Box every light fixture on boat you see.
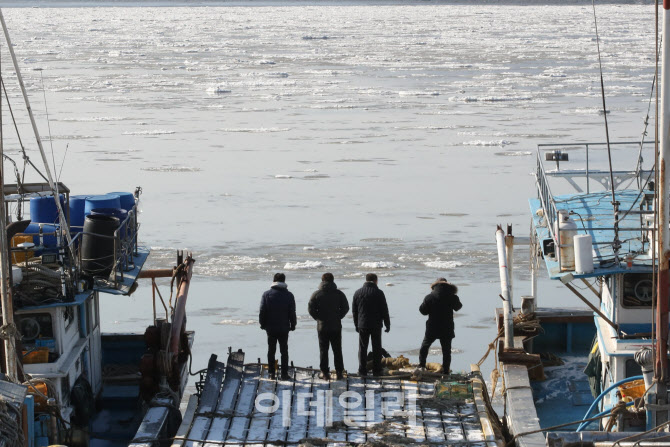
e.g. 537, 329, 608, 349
545, 150, 569, 170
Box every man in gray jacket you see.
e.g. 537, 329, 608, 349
308, 272, 349, 380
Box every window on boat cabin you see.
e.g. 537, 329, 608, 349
622, 273, 654, 308
17, 313, 57, 360
64, 306, 76, 329
626, 359, 643, 378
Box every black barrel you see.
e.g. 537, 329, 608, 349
81, 214, 119, 278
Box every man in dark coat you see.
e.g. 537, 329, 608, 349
418, 278, 462, 374
259, 273, 297, 380
352, 273, 390, 376
308, 272, 350, 380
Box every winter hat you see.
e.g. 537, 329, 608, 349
430, 277, 449, 289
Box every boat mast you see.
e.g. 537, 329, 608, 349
0, 9, 16, 381
655, 0, 670, 424
0, 9, 72, 249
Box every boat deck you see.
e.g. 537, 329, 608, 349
172, 351, 499, 447
529, 189, 653, 280
531, 353, 592, 430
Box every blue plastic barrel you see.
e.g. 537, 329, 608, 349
23, 223, 58, 249
108, 191, 135, 211
84, 194, 121, 216
91, 208, 128, 238
30, 195, 64, 224
69, 195, 90, 228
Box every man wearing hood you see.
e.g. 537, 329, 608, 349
308, 272, 350, 380
260, 273, 297, 380
418, 278, 462, 374
353, 273, 390, 376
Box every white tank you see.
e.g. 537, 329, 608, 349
574, 234, 594, 274
555, 210, 578, 271
11, 266, 22, 285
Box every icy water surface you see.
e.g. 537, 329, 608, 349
0, 2, 657, 380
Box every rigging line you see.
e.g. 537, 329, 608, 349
0, 78, 49, 184
57, 143, 68, 182
636, 71, 657, 186
652, 0, 660, 370
615, 163, 655, 224
591, 0, 620, 257
39, 70, 59, 200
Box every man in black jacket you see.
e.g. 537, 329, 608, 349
352, 273, 390, 376
259, 273, 297, 380
308, 272, 349, 380
418, 278, 462, 374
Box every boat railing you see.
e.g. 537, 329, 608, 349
536, 142, 657, 266
536, 150, 560, 244
68, 204, 141, 290
537, 141, 654, 193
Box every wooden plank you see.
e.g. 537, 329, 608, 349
198, 354, 226, 414
267, 375, 293, 443
203, 418, 230, 447
226, 365, 261, 441
307, 373, 329, 439
326, 378, 347, 442
287, 370, 314, 443
171, 395, 198, 447
365, 379, 384, 428
503, 364, 545, 447
217, 351, 245, 413
246, 368, 275, 443
185, 355, 227, 447
201, 351, 245, 443
184, 416, 212, 447
345, 376, 366, 443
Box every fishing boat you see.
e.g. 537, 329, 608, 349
0, 9, 195, 447
494, 3, 670, 446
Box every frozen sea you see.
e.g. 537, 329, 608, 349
0, 1, 658, 388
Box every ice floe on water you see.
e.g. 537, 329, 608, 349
449, 95, 532, 103
495, 151, 533, 156
141, 165, 201, 172
360, 261, 401, 269
423, 260, 464, 270
207, 85, 232, 95
284, 261, 325, 270
219, 127, 290, 133
58, 116, 129, 122
462, 140, 512, 147
123, 130, 175, 135
215, 319, 256, 326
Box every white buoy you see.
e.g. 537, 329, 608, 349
574, 234, 594, 274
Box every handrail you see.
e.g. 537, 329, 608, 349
535, 142, 656, 266
536, 151, 559, 246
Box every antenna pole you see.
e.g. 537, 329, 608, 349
0, 9, 71, 248
655, 0, 670, 425
0, 9, 16, 381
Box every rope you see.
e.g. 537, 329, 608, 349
591, 0, 620, 259
0, 400, 24, 447
0, 323, 18, 340
605, 400, 628, 432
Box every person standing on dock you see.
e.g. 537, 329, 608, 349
259, 273, 297, 380
308, 272, 350, 381
418, 278, 462, 375
352, 273, 390, 376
